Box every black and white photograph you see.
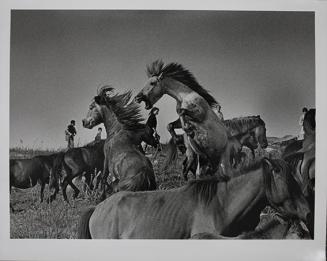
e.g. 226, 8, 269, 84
1, 1, 326, 260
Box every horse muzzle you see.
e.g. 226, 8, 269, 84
82, 118, 94, 129
134, 94, 152, 110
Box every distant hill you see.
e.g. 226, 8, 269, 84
267, 135, 298, 146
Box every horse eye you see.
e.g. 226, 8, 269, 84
150, 81, 155, 86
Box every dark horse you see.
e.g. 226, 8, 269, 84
78, 158, 313, 239
82, 86, 157, 199
10, 153, 58, 210
49, 140, 106, 202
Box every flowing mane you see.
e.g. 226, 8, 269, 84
186, 159, 264, 206
146, 60, 218, 107
223, 115, 265, 135
100, 88, 145, 130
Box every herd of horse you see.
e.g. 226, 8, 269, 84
10, 60, 315, 240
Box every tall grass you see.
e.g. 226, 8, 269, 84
10, 143, 288, 239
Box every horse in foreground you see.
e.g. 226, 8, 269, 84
82, 86, 157, 199
135, 60, 231, 178
78, 158, 313, 239
191, 218, 311, 239
10, 153, 58, 210
49, 140, 105, 202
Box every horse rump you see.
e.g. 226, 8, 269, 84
78, 207, 96, 239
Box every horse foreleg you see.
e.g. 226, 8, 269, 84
218, 153, 232, 180
9, 186, 15, 213
251, 148, 256, 160
100, 159, 109, 200
83, 172, 92, 192
167, 118, 182, 141
68, 178, 80, 199
49, 183, 59, 203
61, 178, 70, 203
183, 152, 197, 181
40, 181, 45, 203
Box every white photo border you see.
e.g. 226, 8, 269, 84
0, 1, 326, 260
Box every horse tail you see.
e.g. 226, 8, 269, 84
162, 137, 178, 172
78, 207, 95, 239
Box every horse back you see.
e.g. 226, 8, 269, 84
89, 189, 194, 239
282, 140, 303, 159
10, 158, 45, 188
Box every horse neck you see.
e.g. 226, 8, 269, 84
237, 132, 251, 145
163, 78, 194, 105
220, 169, 266, 227
101, 106, 122, 139
126, 128, 144, 144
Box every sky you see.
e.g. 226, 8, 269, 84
10, 10, 315, 149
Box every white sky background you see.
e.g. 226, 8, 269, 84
10, 10, 315, 149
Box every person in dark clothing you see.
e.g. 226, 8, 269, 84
146, 107, 159, 132
65, 120, 77, 149
94, 127, 102, 142
144, 107, 161, 152
298, 107, 308, 140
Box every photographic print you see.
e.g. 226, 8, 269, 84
8, 10, 316, 241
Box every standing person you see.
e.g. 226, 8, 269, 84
94, 127, 102, 142
298, 107, 308, 140
65, 120, 77, 149
213, 103, 224, 121
144, 107, 161, 152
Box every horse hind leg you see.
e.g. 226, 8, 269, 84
9, 186, 15, 213
68, 177, 80, 199
40, 181, 45, 203
61, 178, 70, 203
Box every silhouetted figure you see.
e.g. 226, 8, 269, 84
145, 107, 161, 152
94, 127, 102, 142
298, 107, 308, 140
213, 103, 224, 121
65, 120, 77, 149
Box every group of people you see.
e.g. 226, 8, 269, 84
65, 104, 306, 151
65, 120, 102, 149
64, 103, 225, 150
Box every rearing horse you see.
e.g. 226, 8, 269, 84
83, 87, 157, 199
135, 60, 230, 178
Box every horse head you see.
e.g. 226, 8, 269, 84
135, 73, 165, 110
262, 158, 313, 237
82, 86, 113, 129
246, 132, 258, 149
253, 116, 268, 149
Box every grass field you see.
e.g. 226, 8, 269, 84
9, 143, 309, 239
